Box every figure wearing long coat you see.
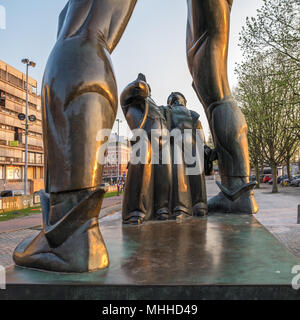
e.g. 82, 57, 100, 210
167, 92, 208, 217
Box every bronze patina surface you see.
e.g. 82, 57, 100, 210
167, 92, 208, 217
121, 77, 210, 224
186, 0, 258, 213
13, 0, 137, 273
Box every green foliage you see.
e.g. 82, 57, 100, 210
235, 0, 300, 192
239, 0, 300, 66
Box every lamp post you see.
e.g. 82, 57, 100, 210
116, 119, 122, 195
21, 59, 36, 195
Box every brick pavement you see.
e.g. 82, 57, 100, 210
0, 229, 38, 268
0, 195, 123, 268
0, 195, 123, 234
207, 179, 300, 259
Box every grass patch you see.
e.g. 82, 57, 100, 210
0, 190, 122, 222
0, 206, 41, 222
104, 191, 124, 198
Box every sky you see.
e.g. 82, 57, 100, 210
0, 0, 264, 138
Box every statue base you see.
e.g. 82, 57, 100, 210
1, 213, 300, 300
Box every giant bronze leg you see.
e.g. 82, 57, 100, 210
13, 0, 137, 273
186, 0, 258, 214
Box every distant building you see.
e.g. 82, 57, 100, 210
103, 135, 130, 183
0, 59, 44, 193
291, 147, 300, 175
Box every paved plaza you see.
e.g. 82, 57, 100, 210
0, 181, 299, 268
0, 196, 123, 268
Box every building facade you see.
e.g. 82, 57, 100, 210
291, 147, 300, 175
103, 135, 130, 184
0, 59, 44, 193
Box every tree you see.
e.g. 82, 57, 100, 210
235, 52, 300, 193
236, 0, 300, 193
239, 0, 300, 67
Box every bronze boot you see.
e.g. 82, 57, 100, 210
13, 188, 109, 273
207, 98, 258, 214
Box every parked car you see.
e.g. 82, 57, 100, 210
100, 183, 110, 188
100, 182, 110, 188
268, 175, 289, 185
290, 176, 300, 187
263, 174, 272, 183
0, 190, 25, 197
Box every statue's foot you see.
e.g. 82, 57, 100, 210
208, 191, 258, 214
153, 214, 169, 221
153, 208, 170, 221
13, 218, 109, 273
169, 210, 192, 220
123, 216, 145, 225
123, 211, 145, 225
193, 202, 208, 217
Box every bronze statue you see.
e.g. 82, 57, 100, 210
121, 79, 210, 222
167, 92, 208, 217
13, 0, 137, 273
186, 0, 258, 213
12, 0, 258, 273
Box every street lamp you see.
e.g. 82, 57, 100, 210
116, 119, 122, 195
21, 58, 36, 195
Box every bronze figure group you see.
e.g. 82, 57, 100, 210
121, 74, 209, 224
13, 0, 258, 273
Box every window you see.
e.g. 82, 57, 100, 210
14, 127, 22, 143
36, 153, 43, 164
7, 73, 25, 89
6, 166, 22, 180
0, 90, 5, 107
28, 152, 35, 163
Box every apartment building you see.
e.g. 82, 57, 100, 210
0, 59, 44, 193
103, 135, 130, 184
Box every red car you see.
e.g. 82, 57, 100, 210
263, 174, 272, 183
